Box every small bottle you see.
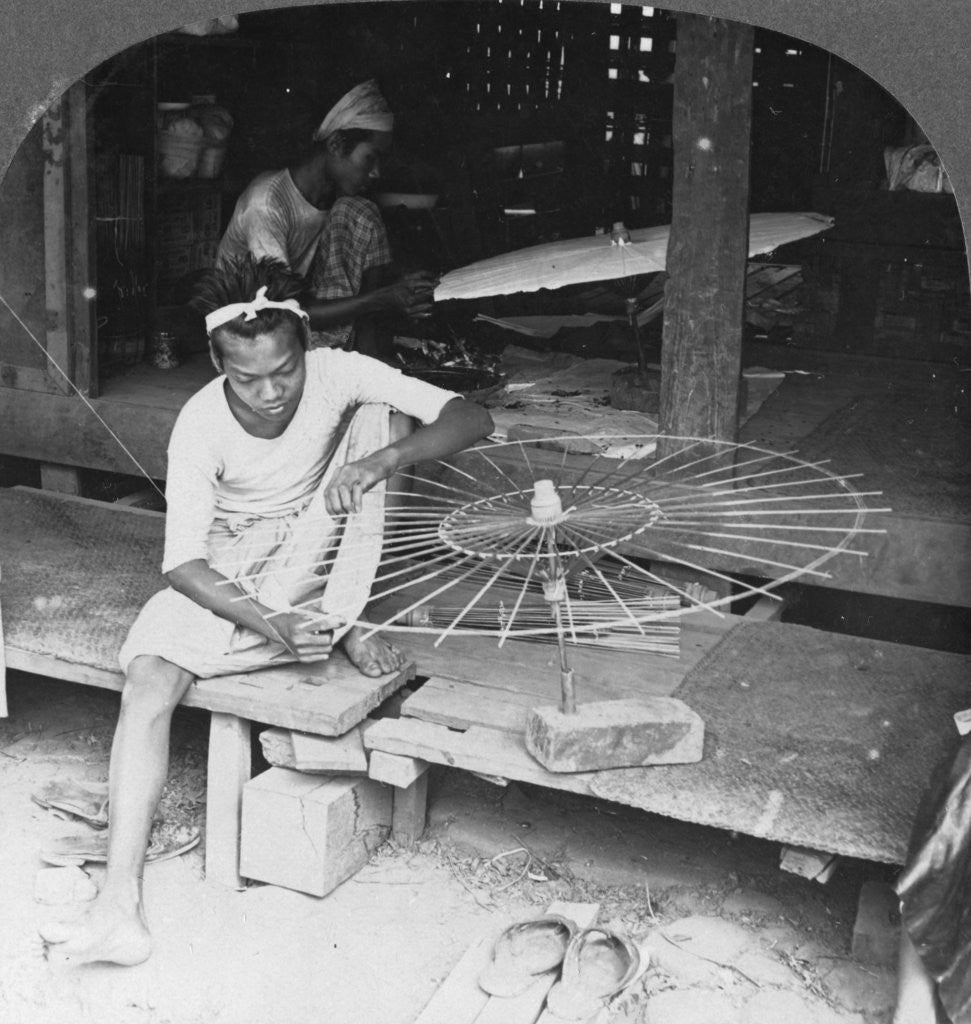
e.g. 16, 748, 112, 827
150, 330, 180, 370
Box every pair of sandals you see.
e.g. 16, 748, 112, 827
479, 915, 641, 1022
31, 778, 200, 866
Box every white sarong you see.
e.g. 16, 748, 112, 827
119, 404, 391, 678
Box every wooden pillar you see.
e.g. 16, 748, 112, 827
42, 80, 96, 400
205, 712, 252, 887
658, 14, 754, 456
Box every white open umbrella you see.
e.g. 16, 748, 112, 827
435, 211, 834, 302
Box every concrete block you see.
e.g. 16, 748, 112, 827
240, 767, 391, 896
525, 697, 704, 772
851, 880, 900, 966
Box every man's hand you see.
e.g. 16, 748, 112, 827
268, 610, 345, 662
325, 449, 398, 516
383, 271, 439, 318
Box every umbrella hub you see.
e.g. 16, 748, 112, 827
528, 479, 566, 526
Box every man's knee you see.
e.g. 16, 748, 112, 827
121, 656, 193, 719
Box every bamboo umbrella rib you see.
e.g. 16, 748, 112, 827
359, 545, 518, 639
649, 533, 834, 579
600, 532, 780, 608
219, 526, 449, 585
656, 490, 885, 512
472, 448, 534, 498
646, 476, 877, 509
647, 522, 870, 557
658, 505, 891, 518
700, 458, 857, 490
498, 550, 542, 647
688, 448, 799, 482
652, 520, 887, 535
565, 524, 726, 611
433, 527, 544, 644
559, 529, 652, 636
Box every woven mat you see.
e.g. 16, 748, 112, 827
590, 620, 971, 863
0, 488, 165, 673
797, 387, 971, 520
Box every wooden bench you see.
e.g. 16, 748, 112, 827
5, 484, 968, 883
0, 486, 416, 885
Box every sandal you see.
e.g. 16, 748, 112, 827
39, 825, 200, 867
544, 927, 641, 1022
479, 914, 578, 997
31, 779, 109, 829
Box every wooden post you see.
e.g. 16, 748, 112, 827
42, 92, 72, 396
205, 712, 252, 887
42, 80, 96, 399
658, 14, 754, 458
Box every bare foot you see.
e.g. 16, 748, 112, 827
40, 894, 151, 966
341, 625, 406, 677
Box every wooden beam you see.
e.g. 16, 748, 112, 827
658, 14, 754, 455
42, 91, 72, 396
0, 384, 174, 478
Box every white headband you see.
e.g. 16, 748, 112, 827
205, 286, 310, 335
312, 79, 394, 143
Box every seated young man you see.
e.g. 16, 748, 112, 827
40, 255, 493, 966
216, 78, 436, 359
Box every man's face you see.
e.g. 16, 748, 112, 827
328, 130, 392, 198
219, 323, 307, 425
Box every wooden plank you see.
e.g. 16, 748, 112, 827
363, 718, 596, 797
368, 749, 429, 788
414, 927, 498, 1024
473, 901, 600, 1024
658, 13, 754, 449
259, 726, 368, 774
204, 712, 252, 888
0, 384, 174, 478
194, 656, 415, 736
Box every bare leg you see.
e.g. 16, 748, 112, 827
892, 929, 939, 1024
40, 655, 194, 965
341, 410, 414, 677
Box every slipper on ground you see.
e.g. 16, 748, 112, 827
479, 914, 578, 997
544, 926, 641, 1022
31, 779, 109, 828
39, 826, 200, 867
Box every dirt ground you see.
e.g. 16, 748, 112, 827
0, 671, 900, 1024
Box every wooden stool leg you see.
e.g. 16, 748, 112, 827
392, 772, 429, 848
205, 712, 252, 887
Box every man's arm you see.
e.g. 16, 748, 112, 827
302, 270, 437, 330
325, 396, 494, 515
165, 560, 343, 661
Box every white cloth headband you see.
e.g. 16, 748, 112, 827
312, 79, 394, 143
204, 286, 309, 334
